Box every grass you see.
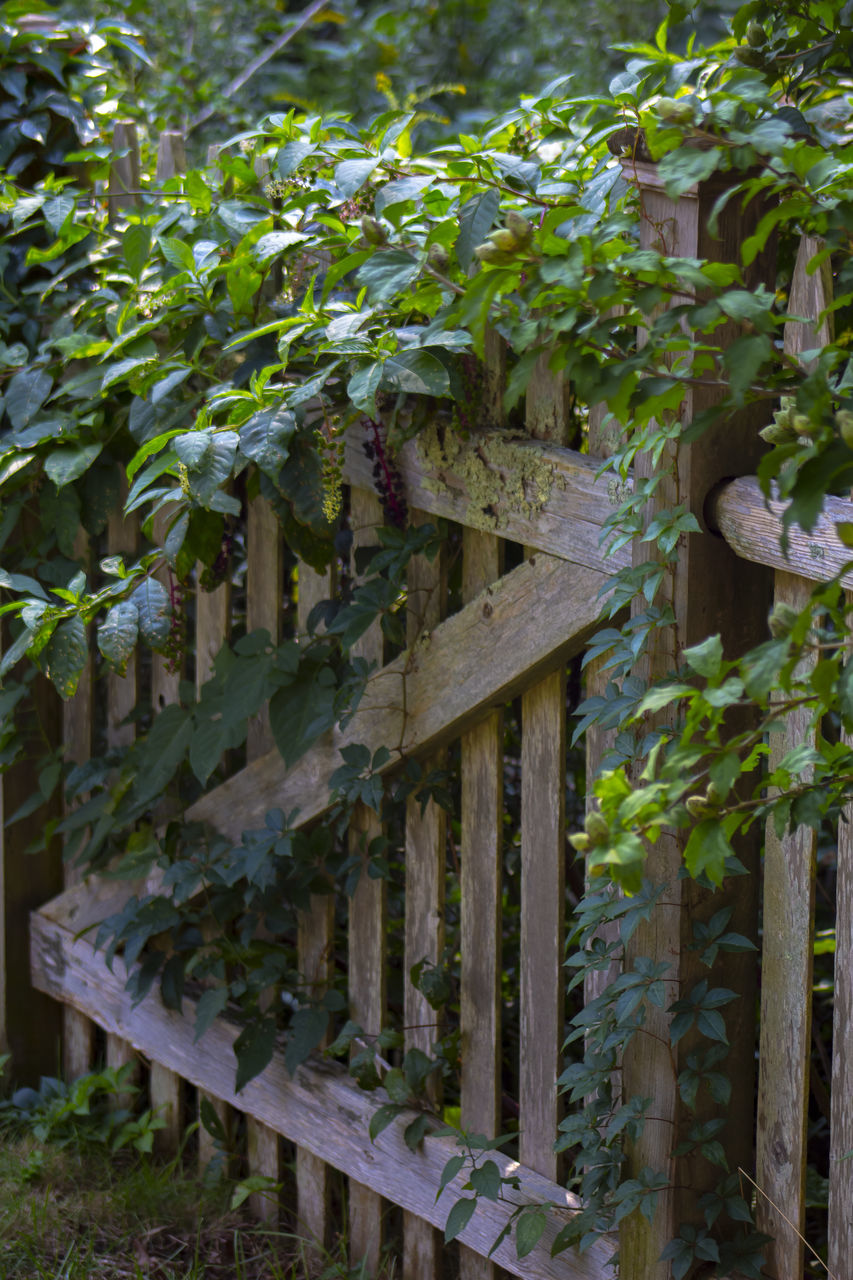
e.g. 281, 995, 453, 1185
0, 1133, 364, 1280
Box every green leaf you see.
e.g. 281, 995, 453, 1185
97, 602, 139, 674
444, 1197, 476, 1244
174, 430, 213, 470
356, 249, 421, 303
347, 362, 384, 417
683, 820, 732, 888
123, 224, 152, 279
437, 1153, 465, 1198
44, 443, 103, 489
658, 146, 722, 198
5, 368, 53, 430
194, 987, 230, 1044
516, 1208, 547, 1258
457, 190, 500, 272
234, 1017, 277, 1092
334, 157, 378, 198
381, 349, 450, 398
284, 1006, 328, 1076
159, 236, 195, 272
189, 716, 229, 786
199, 1092, 227, 1142
403, 1113, 433, 1151
238, 408, 295, 477
130, 579, 172, 649
683, 634, 724, 679
469, 1159, 501, 1201
43, 617, 88, 700
269, 665, 336, 769
368, 1103, 404, 1142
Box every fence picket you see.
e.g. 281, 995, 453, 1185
403, 510, 446, 1280
195, 567, 234, 1173
460, 330, 505, 1280
348, 486, 388, 1270
755, 235, 831, 1278
829, 760, 853, 1273
296, 557, 335, 1264
519, 357, 570, 1180
108, 121, 140, 218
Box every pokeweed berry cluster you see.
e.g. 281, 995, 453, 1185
362, 418, 407, 527
162, 574, 188, 675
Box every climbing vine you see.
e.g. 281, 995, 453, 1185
3, 0, 853, 1273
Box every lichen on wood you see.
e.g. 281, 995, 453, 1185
415, 423, 562, 532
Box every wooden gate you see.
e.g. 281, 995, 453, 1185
12, 132, 853, 1280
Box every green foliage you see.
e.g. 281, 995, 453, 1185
3, 0, 853, 1271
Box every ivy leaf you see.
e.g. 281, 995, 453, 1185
194, 987, 230, 1043
233, 1017, 277, 1093
683, 820, 732, 888
238, 408, 295, 477
5, 368, 53, 430
269, 665, 336, 768
189, 717, 229, 786
403, 1113, 433, 1151
284, 1005, 328, 1076
468, 1159, 501, 1201
444, 1197, 477, 1244
130, 579, 172, 649
356, 249, 421, 304
43, 616, 88, 699
97, 601, 139, 674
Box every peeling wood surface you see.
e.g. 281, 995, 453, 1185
188, 552, 605, 842
829, 720, 853, 1274
31, 855, 614, 1280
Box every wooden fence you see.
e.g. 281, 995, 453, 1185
4, 125, 852, 1279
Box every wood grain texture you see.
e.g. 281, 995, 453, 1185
829, 716, 853, 1275
296, 559, 335, 1265
755, 580, 817, 1280
403, 510, 446, 1280
194, 557, 233, 1172
619, 167, 772, 1278
755, 239, 830, 1280
247, 496, 282, 756
519, 357, 569, 1181
343, 425, 630, 575
348, 487, 387, 1273
155, 130, 186, 183
189, 551, 605, 842
63, 532, 95, 1079
459, 517, 504, 1280
30, 904, 615, 1280
108, 121, 140, 219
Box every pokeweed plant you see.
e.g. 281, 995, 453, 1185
3, 0, 853, 1272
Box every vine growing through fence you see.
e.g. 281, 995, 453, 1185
2, 0, 853, 1273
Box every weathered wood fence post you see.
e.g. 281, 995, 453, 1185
618, 161, 774, 1276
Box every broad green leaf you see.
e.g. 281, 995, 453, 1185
123, 224, 152, 279
254, 230, 307, 262
334, 157, 378, 198
683, 634, 723, 679
469, 1159, 501, 1201
233, 1017, 277, 1092
457, 190, 500, 272
5, 368, 53, 430
159, 236, 195, 272
368, 1103, 404, 1142
175, 430, 214, 470
97, 601, 139, 674
381, 349, 450, 398
356, 249, 422, 303
194, 987, 229, 1043
347, 362, 384, 417
44, 443, 102, 488
130, 579, 172, 648
516, 1208, 548, 1258
269, 664, 336, 769
444, 1197, 476, 1244
238, 408, 295, 477
43, 617, 88, 700
283, 1006, 328, 1076
189, 716, 228, 786
658, 146, 722, 198
683, 819, 732, 887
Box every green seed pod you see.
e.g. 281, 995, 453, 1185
505, 211, 533, 244
747, 21, 766, 47
584, 810, 610, 844
793, 413, 819, 439
686, 795, 715, 819
759, 423, 791, 445
705, 781, 724, 805
768, 600, 800, 638
474, 241, 513, 265
427, 243, 450, 271
569, 832, 591, 853
360, 215, 387, 245
733, 45, 766, 67
656, 97, 693, 124
837, 409, 853, 449
488, 227, 521, 253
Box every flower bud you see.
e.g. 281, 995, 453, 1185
474, 241, 512, 265
759, 423, 792, 445
361, 215, 387, 245
768, 600, 799, 638
747, 21, 766, 47
569, 832, 591, 853
488, 228, 521, 253
427, 243, 450, 271
584, 810, 610, 844
504, 211, 533, 244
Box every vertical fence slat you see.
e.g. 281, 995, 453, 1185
195, 568, 233, 1172
829, 749, 853, 1272
459, 330, 505, 1280
108, 121, 140, 219
62, 530, 96, 1080
295, 556, 336, 1262
348, 485, 387, 1271
241, 496, 282, 1220
105, 502, 141, 1090
148, 504, 183, 1152
518, 358, 570, 1179
403, 511, 446, 1280
756, 234, 830, 1278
